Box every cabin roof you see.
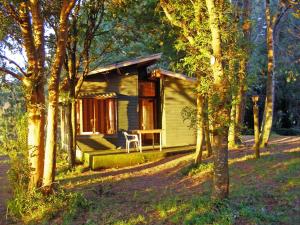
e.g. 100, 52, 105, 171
87, 53, 162, 76
152, 69, 197, 83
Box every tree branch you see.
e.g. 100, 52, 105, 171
0, 54, 27, 77
0, 67, 23, 80
18, 2, 38, 75
273, 6, 290, 30
160, 1, 195, 45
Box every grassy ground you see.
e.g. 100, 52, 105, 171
49, 136, 300, 225
3, 136, 299, 225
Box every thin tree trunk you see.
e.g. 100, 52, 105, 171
195, 94, 204, 164
235, 59, 247, 133
66, 101, 75, 167
260, 0, 275, 148
71, 85, 77, 165
204, 98, 212, 156
43, 0, 76, 191
205, 0, 230, 200
228, 98, 237, 149
60, 104, 66, 150
228, 57, 238, 149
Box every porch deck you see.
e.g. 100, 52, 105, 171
76, 136, 195, 170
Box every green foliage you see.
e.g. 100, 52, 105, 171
83, 0, 178, 69
181, 106, 197, 131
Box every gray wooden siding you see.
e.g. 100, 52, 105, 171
79, 72, 139, 147
162, 77, 196, 147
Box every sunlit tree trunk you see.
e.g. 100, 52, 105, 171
195, 93, 204, 164
260, 0, 275, 148
26, 84, 45, 189
205, 0, 230, 200
228, 97, 237, 149
16, 1, 46, 190
43, 0, 76, 191
228, 54, 238, 149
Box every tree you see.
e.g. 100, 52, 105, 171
1, 1, 46, 189
42, 0, 76, 191
0, 0, 76, 190
205, 0, 230, 200
259, 0, 290, 147
160, 0, 212, 164
228, 0, 252, 149
160, 0, 234, 199
60, 0, 106, 168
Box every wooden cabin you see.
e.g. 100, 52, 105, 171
76, 53, 197, 151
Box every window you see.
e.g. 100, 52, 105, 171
139, 81, 156, 97
80, 98, 117, 134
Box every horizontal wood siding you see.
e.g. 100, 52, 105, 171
162, 77, 196, 147
79, 72, 139, 147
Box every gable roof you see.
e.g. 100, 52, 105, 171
152, 69, 197, 83
87, 53, 162, 76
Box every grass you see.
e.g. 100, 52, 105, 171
63, 148, 300, 225
7, 187, 90, 225
6, 136, 300, 225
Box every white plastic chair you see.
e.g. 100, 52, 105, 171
123, 131, 140, 153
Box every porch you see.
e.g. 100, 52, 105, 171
76, 135, 195, 170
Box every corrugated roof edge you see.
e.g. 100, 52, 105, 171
152, 69, 197, 83
87, 53, 163, 76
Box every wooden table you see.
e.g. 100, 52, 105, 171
131, 129, 163, 152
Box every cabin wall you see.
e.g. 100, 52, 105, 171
79, 71, 139, 147
162, 77, 196, 147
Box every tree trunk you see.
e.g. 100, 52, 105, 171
204, 98, 212, 156
205, 0, 230, 200
71, 84, 77, 166
60, 104, 66, 151
43, 0, 76, 191
66, 101, 75, 167
27, 84, 45, 189
235, 59, 247, 134
253, 103, 260, 158
228, 99, 237, 149
260, 0, 275, 148
195, 94, 204, 164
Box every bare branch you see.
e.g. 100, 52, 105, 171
273, 5, 291, 30
0, 54, 27, 77
0, 67, 23, 80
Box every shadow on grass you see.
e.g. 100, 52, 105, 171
59, 154, 191, 190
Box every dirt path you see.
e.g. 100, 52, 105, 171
0, 155, 11, 225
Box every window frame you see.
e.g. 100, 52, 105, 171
78, 97, 118, 135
